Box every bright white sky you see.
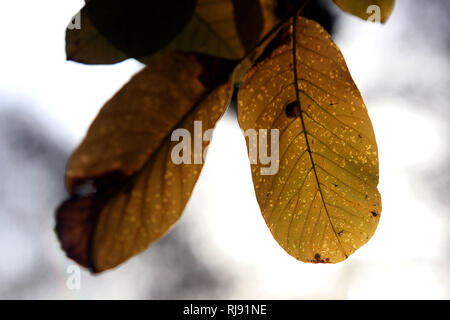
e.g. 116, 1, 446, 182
0, 1, 448, 299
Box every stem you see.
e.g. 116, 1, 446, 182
236, 0, 313, 66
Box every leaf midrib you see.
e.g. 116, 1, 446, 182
291, 15, 348, 259
88, 83, 226, 271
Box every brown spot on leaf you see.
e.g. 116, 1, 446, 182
285, 101, 300, 118
312, 253, 330, 263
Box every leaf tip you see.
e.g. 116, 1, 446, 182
55, 195, 98, 271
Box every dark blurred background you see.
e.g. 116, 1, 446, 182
0, 0, 448, 299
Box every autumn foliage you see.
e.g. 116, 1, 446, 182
57, 0, 395, 272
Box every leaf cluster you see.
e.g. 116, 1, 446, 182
58, 0, 394, 272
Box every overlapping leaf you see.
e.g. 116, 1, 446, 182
58, 0, 391, 271
66, 0, 268, 64
238, 16, 381, 263
169, 0, 249, 60
56, 53, 233, 272
333, 0, 395, 23
66, 0, 197, 64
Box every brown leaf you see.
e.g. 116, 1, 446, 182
232, 0, 264, 53
56, 52, 233, 272
66, 0, 197, 64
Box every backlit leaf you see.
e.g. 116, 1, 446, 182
56, 53, 233, 272
333, 0, 395, 23
238, 16, 381, 263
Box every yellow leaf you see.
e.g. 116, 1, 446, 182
56, 53, 233, 272
238, 16, 381, 263
333, 0, 395, 23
